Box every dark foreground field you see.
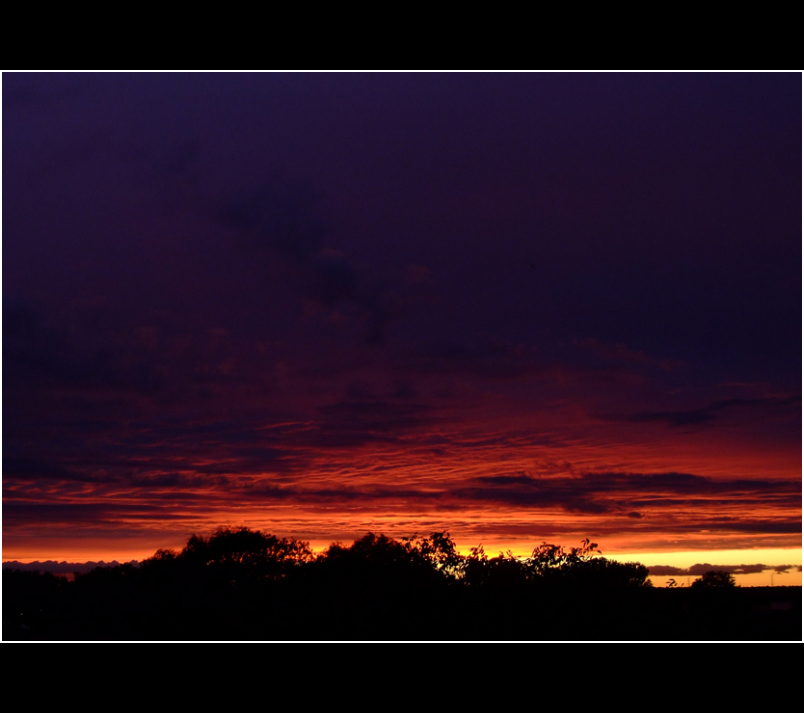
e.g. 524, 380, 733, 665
4, 529, 801, 641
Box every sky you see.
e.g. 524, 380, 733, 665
2, 72, 801, 583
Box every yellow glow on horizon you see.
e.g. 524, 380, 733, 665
607, 548, 802, 587
605, 548, 802, 568
4, 534, 801, 590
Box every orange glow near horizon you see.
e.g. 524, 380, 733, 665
4, 538, 799, 589
4, 73, 800, 610
3, 376, 800, 572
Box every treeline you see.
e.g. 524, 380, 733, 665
3, 528, 800, 640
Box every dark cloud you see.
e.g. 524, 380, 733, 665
458, 471, 801, 521
219, 179, 327, 262
2, 560, 139, 575
2, 457, 115, 484
213, 177, 424, 345
3, 73, 800, 561
579, 337, 681, 371
3, 299, 169, 401
648, 563, 800, 577
317, 399, 435, 439
624, 395, 801, 428
411, 338, 544, 380
2, 500, 158, 524
679, 520, 801, 535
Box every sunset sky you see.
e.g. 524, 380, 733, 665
2, 72, 801, 584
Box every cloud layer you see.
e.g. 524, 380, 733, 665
3, 73, 800, 561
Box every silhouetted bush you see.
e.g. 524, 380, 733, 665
691, 570, 737, 588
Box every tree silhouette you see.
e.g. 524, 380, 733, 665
461, 545, 526, 588
526, 538, 600, 575
5, 528, 801, 640
405, 531, 463, 577
691, 570, 737, 588
169, 527, 313, 580
316, 532, 439, 583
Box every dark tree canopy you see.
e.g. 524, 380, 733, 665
7, 528, 796, 641
691, 570, 738, 589
157, 526, 314, 579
